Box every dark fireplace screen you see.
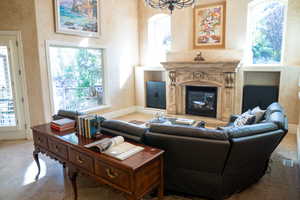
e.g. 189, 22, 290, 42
186, 86, 218, 118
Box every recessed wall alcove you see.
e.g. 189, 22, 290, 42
242, 71, 281, 112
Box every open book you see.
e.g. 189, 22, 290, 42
84, 136, 144, 160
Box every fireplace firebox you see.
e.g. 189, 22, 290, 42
186, 86, 218, 118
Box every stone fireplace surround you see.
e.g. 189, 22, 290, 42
161, 61, 240, 121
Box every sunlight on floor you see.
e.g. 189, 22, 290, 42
22, 159, 47, 186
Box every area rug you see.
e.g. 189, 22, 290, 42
0, 135, 299, 200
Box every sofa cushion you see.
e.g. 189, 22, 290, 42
101, 120, 147, 138
233, 110, 256, 127
225, 122, 279, 138
149, 124, 228, 140
251, 106, 265, 123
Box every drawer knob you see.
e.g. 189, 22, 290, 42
76, 155, 84, 164
106, 168, 118, 179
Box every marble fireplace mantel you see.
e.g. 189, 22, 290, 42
161, 60, 241, 121
161, 61, 240, 71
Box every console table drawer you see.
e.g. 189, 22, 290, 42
48, 139, 68, 159
69, 148, 94, 172
34, 133, 48, 149
95, 160, 131, 190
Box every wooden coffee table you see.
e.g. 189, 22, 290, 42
32, 124, 164, 200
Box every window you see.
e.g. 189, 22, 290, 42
48, 44, 104, 113
248, 0, 287, 64
148, 14, 171, 65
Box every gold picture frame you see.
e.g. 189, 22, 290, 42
54, 0, 101, 38
193, 2, 226, 49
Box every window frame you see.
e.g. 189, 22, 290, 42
45, 40, 110, 115
245, 0, 288, 66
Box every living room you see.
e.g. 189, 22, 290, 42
0, 0, 299, 199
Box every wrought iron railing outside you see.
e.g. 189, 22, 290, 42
0, 99, 16, 127
55, 86, 104, 111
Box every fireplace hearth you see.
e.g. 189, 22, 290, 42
186, 86, 218, 118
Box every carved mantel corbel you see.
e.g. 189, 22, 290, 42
169, 71, 177, 86
224, 72, 235, 88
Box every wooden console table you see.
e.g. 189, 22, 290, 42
32, 124, 164, 200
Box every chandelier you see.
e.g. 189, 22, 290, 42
145, 0, 196, 13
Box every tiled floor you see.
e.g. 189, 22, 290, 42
0, 112, 299, 200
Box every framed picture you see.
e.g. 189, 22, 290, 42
54, 0, 100, 37
193, 2, 226, 49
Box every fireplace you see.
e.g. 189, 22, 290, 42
186, 86, 218, 118
161, 61, 240, 121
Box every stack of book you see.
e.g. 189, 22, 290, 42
51, 118, 75, 132
77, 115, 99, 138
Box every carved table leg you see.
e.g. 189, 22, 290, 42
68, 168, 78, 200
33, 150, 40, 180
158, 156, 164, 200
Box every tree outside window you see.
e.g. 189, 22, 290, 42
49, 45, 104, 113
248, 0, 287, 64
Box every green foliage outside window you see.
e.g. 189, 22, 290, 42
50, 46, 104, 112
251, 2, 285, 64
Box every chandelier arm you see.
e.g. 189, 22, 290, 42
175, 0, 195, 8
146, 0, 168, 9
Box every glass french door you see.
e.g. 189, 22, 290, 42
0, 35, 26, 139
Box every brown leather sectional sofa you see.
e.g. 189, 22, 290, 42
100, 102, 288, 200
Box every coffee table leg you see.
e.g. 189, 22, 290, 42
33, 150, 40, 180
68, 168, 78, 200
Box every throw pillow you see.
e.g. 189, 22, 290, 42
233, 110, 256, 127
251, 106, 265, 123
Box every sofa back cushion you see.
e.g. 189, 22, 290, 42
149, 124, 228, 140
101, 120, 147, 142
264, 102, 283, 119
145, 131, 230, 173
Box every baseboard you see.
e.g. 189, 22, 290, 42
102, 106, 137, 119
288, 123, 298, 134
136, 106, 166, 115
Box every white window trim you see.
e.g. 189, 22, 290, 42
245, 0, 288, 66
0, 31, 31, 139
45, 40, 110, 115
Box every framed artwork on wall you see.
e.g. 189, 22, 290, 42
54, 0, 100, 37
193, 2, 226, 49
